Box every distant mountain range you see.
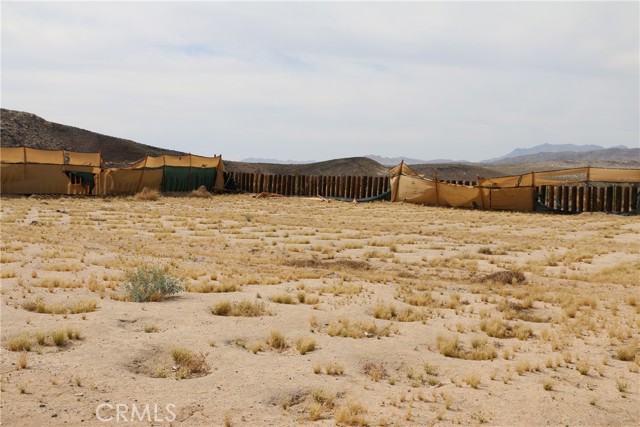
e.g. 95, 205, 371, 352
482, 143, 631, 163
486, 146, 639, 165
364, 155, 469, 166
1, 108, 638, 177
240, 157, 316, 164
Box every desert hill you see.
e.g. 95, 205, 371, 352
0, 109, 185, 166
2, 108, 638, 179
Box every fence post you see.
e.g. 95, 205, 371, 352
605, 186, 613, 212
614, 186, 622, 212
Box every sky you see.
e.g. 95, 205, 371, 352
2, 1, 638, 162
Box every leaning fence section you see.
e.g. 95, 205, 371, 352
227, 172, 390, 200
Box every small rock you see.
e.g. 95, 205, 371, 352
39, 403, 47, 408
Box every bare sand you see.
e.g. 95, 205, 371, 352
1, 195, 638, 426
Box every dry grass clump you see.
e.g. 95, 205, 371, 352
480, 317, 508, 338
436, 334, 497, 360
308, 388, 335, 421
210, 300, 267, 317
398, 290, 434, 307
188, 185, 212, 198
294, 336, 316, 354
134, 187, 161, 201
321, 282, 363, 296
481, 270, 526, 285
271, 293, 296, 304
372, 302, 428, 322
297, 291, 320, 305
186, 281, 239, 293
576, 359, 590, 375
616, 339, 638, 361
34, 278, 82, 289
335, 399, 367, 426
317, 361, 345, 376
6, 334, 33, 352
22, 298, 97, 315
327, 318, 394, 338
362, 362, 387, 382
171, 347, 210, 379
16, 353, 29, 370
462, 372, 481, 388
267, 330, 288, 351
542, 377, 555, 391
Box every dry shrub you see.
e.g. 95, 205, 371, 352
294, 336, 316, 355
480, 317, 508, 338
335, 399, 367, 426
188, 185, 212, 198
327, 318, 394, 338
171, 348, 210, 379
22, 298, 97, 315
481, 270, 526, 285
616, 339, 638, 361
271, 293, 296, 304
436, 333, 496, 360
363, 362, 387, 382
372, 302, 428, 322
210, 300, 266, 317
324, 362, 345, 375
6, 334, 32, 352
186, 282, 238, 293
134, 187, 161, 201
267, 331, 288, 351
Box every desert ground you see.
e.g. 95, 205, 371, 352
0, 194, 638, 427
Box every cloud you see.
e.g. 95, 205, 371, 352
2, 1, 638, 161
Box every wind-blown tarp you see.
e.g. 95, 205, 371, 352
390, 163, 639, 212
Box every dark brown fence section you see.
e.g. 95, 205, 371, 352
227, 172, 391, 200
536, 184, 639, 213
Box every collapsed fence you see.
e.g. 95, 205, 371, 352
2, 147, 638, 214
390, 162, 640, 213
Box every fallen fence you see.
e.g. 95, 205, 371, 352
226, 172, 390, 200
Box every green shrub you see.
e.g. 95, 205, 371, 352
122, 266, 183, 302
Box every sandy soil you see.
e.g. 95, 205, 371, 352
1, 194, 638, 427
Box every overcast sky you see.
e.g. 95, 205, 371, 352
2, 1, 638, 162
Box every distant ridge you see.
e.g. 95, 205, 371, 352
240, 157, 316, 164
2, 108, 638, 179
486, 147, 639, 165
365, 155, 468, 166
483, 143, 629, 163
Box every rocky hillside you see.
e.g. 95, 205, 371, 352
1, 109, 185, 166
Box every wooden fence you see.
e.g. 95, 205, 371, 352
227, 172, 390, 199
536, 184, 638, 213
227, 172, 638, 213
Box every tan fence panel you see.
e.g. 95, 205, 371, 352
1, 164, 72, 194
479, 173, 534, 188
437, 183, 484, 208
393, 175, 439, 204
0, 147, 26, 163
589, 168, 640, 183
100, 168, 163, 195
25, 148, 64, 164
67, 152, 101, 166
482, 187, 534, 211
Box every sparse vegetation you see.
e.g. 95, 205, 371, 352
122, 266, 183, 302
210, 300, 267, 316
